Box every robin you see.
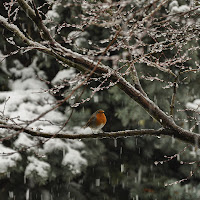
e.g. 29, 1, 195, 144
83, 109, 107, 132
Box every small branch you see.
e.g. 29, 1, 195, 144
0, 15, 36, 46
142, 58, 177, 77
142, 0, 170, 22
0, 15, 88, 72
17, 0, 55, 44
129, 65, 147, 96
170, 76, 179, 117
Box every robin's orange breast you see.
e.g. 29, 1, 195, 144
95, 112, 107, 126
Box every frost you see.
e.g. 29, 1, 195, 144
62, 147, 87, 174
0, 144, 22, 173
25, 156, 50, 179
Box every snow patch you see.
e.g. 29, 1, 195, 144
186, 99, 200, 111
169, 1, 190, 13
43, 139, 69, 153
25, 156, 50, 179
14, 133, 36, 149
52, 68, 75, 84
62, 147, 87, 174
11, 78, 47, 90
0, 144, 22, 173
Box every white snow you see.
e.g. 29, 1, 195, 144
73, 126, 92, 134
186, 99, 200, 111
62, 146, 87, 174
11, 78, 47, 90
75, 37, 87, 47
0, 144, 22, 173
25, 156, 50, 179
0, 15, 8, 23
0, 90, 58, 127
169, 1, 190, 13
14, 133, 36, 149
178, 5, 190, 13
46, 10, 59, 20
51, 68, 75, 84
186, 102, 199, 110
169, 0, 179, 11
46, 4, 60, 20
43, 138, 69, 153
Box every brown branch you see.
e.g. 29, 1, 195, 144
142, 0, 170, 22
0, 123, 161, 139
17, 0, 55, 44
170, 76, 179, 117
0, 123, 200, 147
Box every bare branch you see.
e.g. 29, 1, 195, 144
17, 0, 55, 43
0, 122, 200, 148
170, 76, 179, 117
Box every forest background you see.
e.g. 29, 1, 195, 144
0, 0, 200, 199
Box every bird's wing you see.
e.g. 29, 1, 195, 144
83, 114, 96, 128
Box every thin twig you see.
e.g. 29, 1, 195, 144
170, 75, 179, 117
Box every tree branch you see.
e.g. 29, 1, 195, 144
0, 123, 199, 147
17, 0, 55, 43
1, 2, 199, 147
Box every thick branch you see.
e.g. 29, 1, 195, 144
0, 123, 199, 147
0, 123, 160, 139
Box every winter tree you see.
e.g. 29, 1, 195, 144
0, 0, 200, 199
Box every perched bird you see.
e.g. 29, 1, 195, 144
83, 109, 107, 132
